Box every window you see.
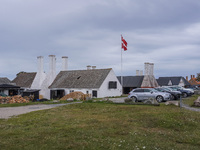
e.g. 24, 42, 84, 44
133, 89, 144, 92
108, 81, 117, 89
144, 89, 151, 92
70, 90, 74, 93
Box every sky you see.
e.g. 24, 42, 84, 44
0, 0, 200, 80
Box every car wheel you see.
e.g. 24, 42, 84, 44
183, 93, 187, 98
131, 96, 137, 102
171, 95, 175, 100
156, 95, 164, 103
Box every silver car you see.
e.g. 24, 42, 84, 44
128, 88, 171, 102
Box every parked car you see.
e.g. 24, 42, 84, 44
154, 87, 181, 100
128, 88, 171, 102
167, 86, 193, 98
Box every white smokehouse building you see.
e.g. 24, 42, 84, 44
49, 67, 122, 99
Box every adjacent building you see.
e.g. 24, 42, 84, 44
157, 76, 190, 87
118, 62, 159, 94
0, 77, 20, 96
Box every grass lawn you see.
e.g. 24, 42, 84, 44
0, 101, 200, 150
182, 94, 199, 107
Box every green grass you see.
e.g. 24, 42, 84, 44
182, 95, 200, 107
0, 102, 200, 150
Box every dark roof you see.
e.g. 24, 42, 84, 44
117, 76, 144, 87
0, 84, 20, 88
12, 72, 36, 88
157, 76, 191, 86
156, 77, 171, 86
49, 69, 112, 89
0, 77, 11, 84
23, 89, 40, 93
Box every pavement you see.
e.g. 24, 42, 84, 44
0, 102, 82, 119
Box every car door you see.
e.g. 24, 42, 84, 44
143, 89, 154, 99
132, 89, 144, 100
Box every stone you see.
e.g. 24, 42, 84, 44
144, 100, 153, 104
144, 97, 159, 105
67, 98, 74, 102
194, 96, 200, 107
165, 101, 179, 106
52, 100, 60, 103
124, 98, 135, 103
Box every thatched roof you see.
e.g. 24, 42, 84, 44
12, 72, 36, 88
0, 77, 11, 84
49, 69, 112, 89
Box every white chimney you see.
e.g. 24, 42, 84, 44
144, 62, 150, 75
37, 56, 44, 74
87, 65, 91, 70
49, 55, 56, 76
149, 63, 154, 75
92, 66, 96, 70
62, 56, 68, 71
136, 70, 140, 76
140, 70, 143, 76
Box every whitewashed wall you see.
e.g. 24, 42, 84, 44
98, 69, 122, 98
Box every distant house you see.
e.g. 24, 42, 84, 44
117, 76, 144, 94
187, 75, 200, 87
0, 77, 20, 96
157, 76, 191, 87
49, 68, 122, 99
12, 72, 37, 89
0, 77, 11, 84
118, 62, 159, 94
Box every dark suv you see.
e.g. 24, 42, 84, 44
155, 87, 181, 100
167, 86, 192, 98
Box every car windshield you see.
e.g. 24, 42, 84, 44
162, 88, 171, 92
165, 87, 173, 91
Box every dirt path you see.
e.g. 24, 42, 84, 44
0, 102, 82, 119
181, 103, 200, 112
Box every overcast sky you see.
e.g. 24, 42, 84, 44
0, 0, 200, 80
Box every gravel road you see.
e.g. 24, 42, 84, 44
0, 102, 82, 119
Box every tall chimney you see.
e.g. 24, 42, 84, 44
144, 62, 150, 75
62, 56, 68, 71
92, 66, 96, 70
136, 70, 140, 76
186, 76, 188, 81
49, 55, 56, 76
37, 56, 44, 74
140, 70, 143, 76
87, 65, 91, 70
191, 75, 193, 79
149, 63, 154, 75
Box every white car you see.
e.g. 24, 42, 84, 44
128, 88, 171, 102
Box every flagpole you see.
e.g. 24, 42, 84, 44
121, 35, 123, 95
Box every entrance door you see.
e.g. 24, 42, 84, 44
92, 90, 97, 98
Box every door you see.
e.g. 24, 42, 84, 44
92, 90, 97, 98
132, 89, 144, 100
143, 89, 154, 99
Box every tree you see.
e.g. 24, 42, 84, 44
196, 73, 200, 82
